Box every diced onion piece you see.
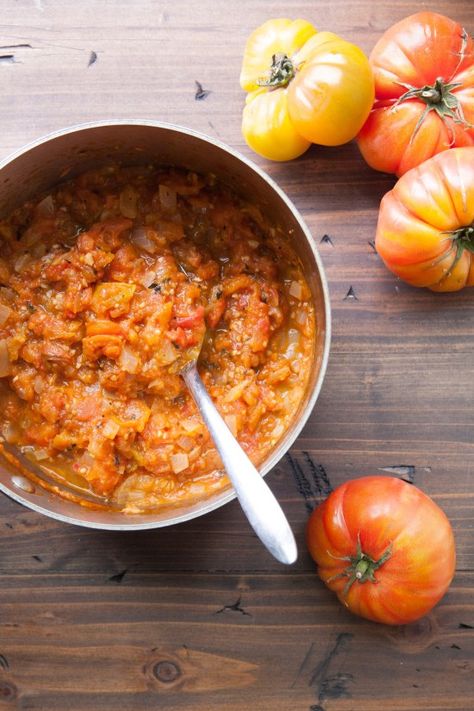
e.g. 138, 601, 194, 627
103, 418, 120, 439
181, 418, 201, 434
0, 339, 11, 377
113, 473, 177, 512
141, 269, 157, 287
119, 344, 139, 374
32, 448, 49, 461
271, 422, 285, 440
2, 422, 20, 443
36, 194, 54, 215
131, 227, 157, 254
224, 414, 238, 437
224, 380, 249, 404
14, 253, 31, 273
103, 389, 121, 401
76, 450, 95, 473
289, 281, 303, 300
295, 309, 307, 326
286, 386, 303, 408
177, 435, 194, 452
290, 357, 302, 374
0, 287, 14, 302
171, 452, 189, 474
285, 329, 300, 359
158, 339, 179, 366
33, 375, 45, 394
0, 303, 12, 327
119, 185, 138, 218
159, 184, 177, 212
147, 378, 163, 393
187, 445, 202, 463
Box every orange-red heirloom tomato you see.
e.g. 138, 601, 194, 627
357, 11, 474, 176
375, 147, 474, 291
306, 477, 456, 625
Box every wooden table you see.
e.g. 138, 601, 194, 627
0, 1, 473, 709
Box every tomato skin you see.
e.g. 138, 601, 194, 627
288, 32, 375, 146
375, 147, 474, 291
307, 476, 456, 625
242, 87, 311, 162
240, 19, 374, 160
357, 12, 474, 176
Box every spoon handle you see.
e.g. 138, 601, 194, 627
182, 362, 297, 565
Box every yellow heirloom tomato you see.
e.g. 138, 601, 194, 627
240, 19, 375, 161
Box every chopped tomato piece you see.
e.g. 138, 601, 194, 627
85, 320, 123, 337
82, 334, 123, 360
91, 282, 136, 318
206, 297, 226, 328
173, 306, 205, 329
63, 285, 93, 316
75, 395, 102, 422
115, 400, 151, 433
107, 244, 139, 281
27, 311, 83, 342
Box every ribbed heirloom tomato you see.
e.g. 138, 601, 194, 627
375, 147, 474, 291
357, 11, 474, 176
240, 19, 374, 160
307, 477, 456, 625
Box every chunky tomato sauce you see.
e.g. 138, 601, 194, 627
0, 165, 315, 511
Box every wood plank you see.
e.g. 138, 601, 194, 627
0, 573, 472, 710
0, 0, 473, 709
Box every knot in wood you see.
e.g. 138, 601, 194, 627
386, 614, 435, 652
153, 660, 181, 683
0, 681, 17, 700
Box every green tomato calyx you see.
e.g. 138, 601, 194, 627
327, 535, 392, 596
436, 223, 474, 280
393, 76, 472, 145
257, 53, 295, 89
391, 28, 472, 145
452, 224, 474, 254
448, 223, 474, 272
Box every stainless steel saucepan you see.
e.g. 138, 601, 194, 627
0, 120, 331, 532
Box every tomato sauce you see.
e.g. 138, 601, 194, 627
0, 165, 315, 512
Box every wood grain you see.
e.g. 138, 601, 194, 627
0, 1, 474, 709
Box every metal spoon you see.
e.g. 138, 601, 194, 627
180, 359, 298, 565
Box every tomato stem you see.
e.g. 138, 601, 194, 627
434, 223, 474, 281
257, 53, 295, 89
392, 75, 472, 145
452, 224, 474, 253
449, 223, 474, 273
326, 535, 393, 596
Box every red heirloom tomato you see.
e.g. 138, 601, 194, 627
357, 12, 474, 176
375, 147, 474, 291
306, 477, 456, 625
